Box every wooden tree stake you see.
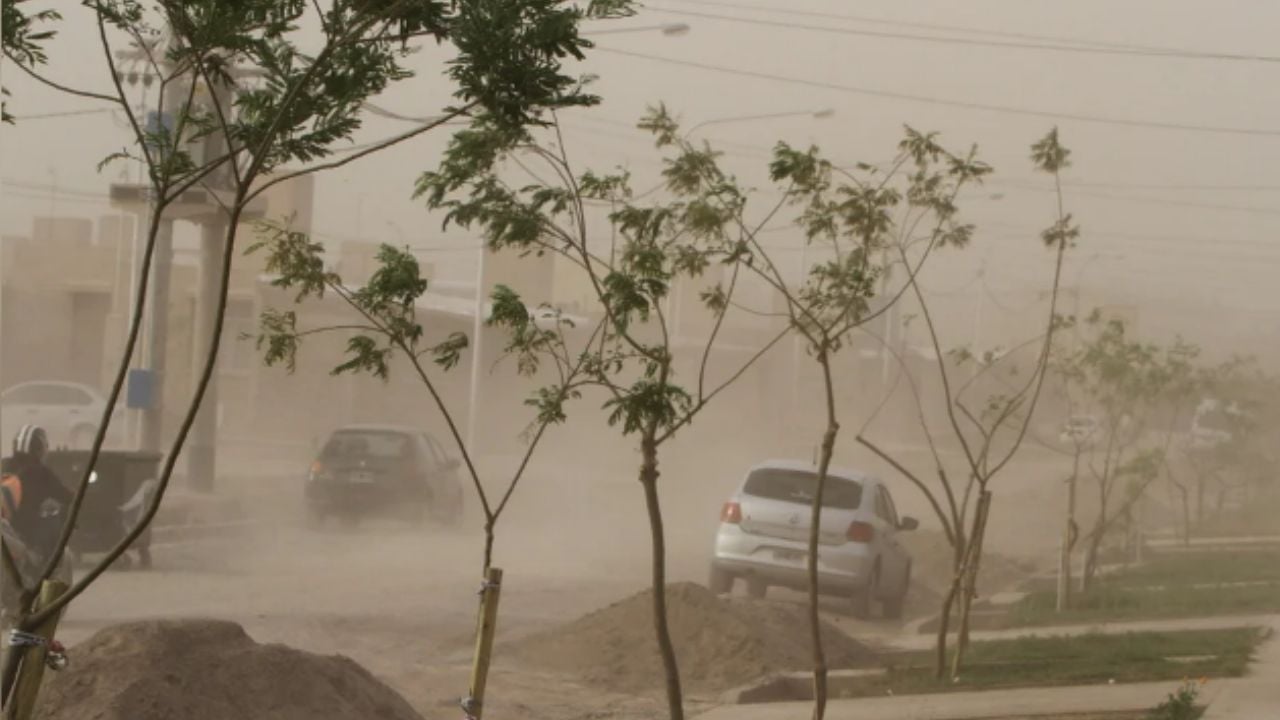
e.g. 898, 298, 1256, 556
465, 567, 503, 720
6, 580, 68, 720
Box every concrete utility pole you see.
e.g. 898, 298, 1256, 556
187, 76, 235, 493
138, 217, 174, 452
110, 35, 264, 492
111, 35, 179, 455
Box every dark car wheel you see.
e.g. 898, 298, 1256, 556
428, 487, 464, 526
404, 501, 427, 527
746, 577, 768, 599
883, 563, 910, 620
852, 566, 879, 620
708, 565, 734, 595
304, 505, 325, 530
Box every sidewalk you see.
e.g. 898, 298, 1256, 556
697, 679, 1235, 720
1203, 618, 1280, 720
698, 614, 1276, 720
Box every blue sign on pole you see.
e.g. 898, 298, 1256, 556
127, 369, 155, 410
145, 111, 175, 158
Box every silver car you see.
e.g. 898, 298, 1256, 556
1, 381, 124, 449
709, 460, 917, 619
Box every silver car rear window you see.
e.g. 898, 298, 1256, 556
743, 469, 863, 510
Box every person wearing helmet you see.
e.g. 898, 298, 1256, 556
0, 425, 72, 559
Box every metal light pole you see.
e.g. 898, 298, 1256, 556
685, 108, 834, 142
583, 22, 690, 36
111, 39, 174, 453
669, 107, 833, 350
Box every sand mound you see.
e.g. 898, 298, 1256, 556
510, 582, 875, 694
901, 529, 1033, 596
35, 619, 423, 720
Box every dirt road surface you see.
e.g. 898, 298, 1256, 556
49, 437, 1079, 719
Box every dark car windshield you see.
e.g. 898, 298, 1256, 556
743, 468, 863, 510
321, 430, 412, 460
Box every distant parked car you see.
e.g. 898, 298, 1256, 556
0, 381, 123, 450
1190, 398, 1245, 450
1058, 415, 1100, 447
304, 424, 464, 527
709, 460, 917, 619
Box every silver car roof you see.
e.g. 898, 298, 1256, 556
743, 458, 878, 487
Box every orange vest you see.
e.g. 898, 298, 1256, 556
1, 473, 21, 520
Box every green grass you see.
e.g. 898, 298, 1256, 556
839, 628, 1258, 699
1002, 549, 1280, 627
1009, 583, 1280, 627
1106, 550, 1280, 587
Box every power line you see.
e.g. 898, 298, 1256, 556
980, 221, 1280, 255
10, 107, 116, 120
655, 0, 1280, 64
1056, 180, 1280, 193
571, 113, 1280, 194
990, 179, 1280, 218
597, 47, 1280, 139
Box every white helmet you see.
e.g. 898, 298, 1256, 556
12, 425, 49, 461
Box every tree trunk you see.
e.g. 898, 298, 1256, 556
1057, 461, 1079, 612
1195, 475, 1206, 526
934, 575, 960, 679
1081, 529, 1104, 592
482, 522, 496, 574
807, 423, 837, 720
951, 491, 991, 679
1175, 484, 1192, 547
640, 433, 683, 720
807, 350, 839, 720
934, 539, 965, 679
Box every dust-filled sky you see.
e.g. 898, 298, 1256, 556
3, 0, 1278, 354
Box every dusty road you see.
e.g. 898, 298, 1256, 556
50, 436, 1079, 719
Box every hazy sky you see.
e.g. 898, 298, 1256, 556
3, 0, 1277, 349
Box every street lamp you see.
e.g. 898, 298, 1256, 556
583, 22, 690, 36
665, 107, 836, 351
685, 107, 836, 139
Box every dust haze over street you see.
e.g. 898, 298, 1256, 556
2, 1, 1279, 719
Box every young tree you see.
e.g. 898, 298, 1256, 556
250, 231, 605, 719
627, 114, 991, 719
1, 0, 630, 709
1170, 358, 1272, 539
416, 107, 801, 720
856, 129, 1076, 678
1056, 316, 1198, 590
251, 231, 603, 572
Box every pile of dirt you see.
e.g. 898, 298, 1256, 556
35, 619, 423, 720
901, 529, 1035, 596
509, 582, 875, 695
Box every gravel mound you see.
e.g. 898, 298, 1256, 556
35, 619, 424, 720
510, 582, 875, 694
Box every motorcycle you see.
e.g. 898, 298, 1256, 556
1, 501, 73, 638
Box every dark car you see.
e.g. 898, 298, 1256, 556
305, 425, 464, 527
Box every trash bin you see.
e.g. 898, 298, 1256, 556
45, 450, 163, 569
